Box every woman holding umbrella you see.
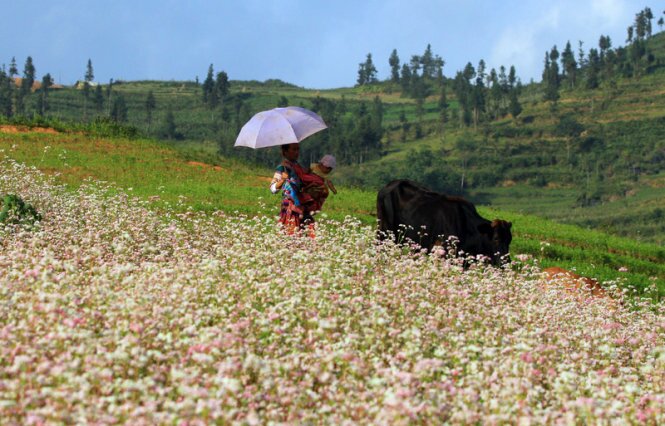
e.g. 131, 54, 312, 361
235, 106, 328, 236
270, 143, 315, 235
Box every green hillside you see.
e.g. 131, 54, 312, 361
2, 12, 664, 247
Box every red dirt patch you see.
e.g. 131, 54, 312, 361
541, 267, 620, 308
0, 125, 59, 134
186, 161, 224, 172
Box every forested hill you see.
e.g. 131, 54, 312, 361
0, 7, 663, 244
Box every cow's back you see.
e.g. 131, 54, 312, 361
377, 180, 464, 249
377, 180, 429, 235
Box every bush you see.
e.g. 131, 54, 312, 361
0, 194, 42, 228
88, 117, 139, 139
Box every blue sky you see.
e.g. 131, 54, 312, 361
1, 0, 658, 89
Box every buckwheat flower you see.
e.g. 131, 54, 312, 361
1, 157, 664, 424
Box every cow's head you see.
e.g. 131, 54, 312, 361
479, 219, 512, 265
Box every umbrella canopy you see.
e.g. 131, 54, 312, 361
234, 106, 327, 149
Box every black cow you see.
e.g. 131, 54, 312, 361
376, 179, 512, 265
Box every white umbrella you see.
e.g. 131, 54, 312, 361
234, 106, 327, 149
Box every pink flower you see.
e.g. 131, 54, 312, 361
232, 319, 251, 331
520, 352, 534, 363
188, 344, 209, 355
24, 268, 39, 278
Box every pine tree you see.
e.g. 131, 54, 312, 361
356, 63, 367, 86
83, 59, 94, 120
509, 89, 522, 120
0, 69, 13, 117
645, 8, 653, 38
472, 60, 486, 129
202, 64, 214, 103
8, 57, 18, 78
477, 60, 487, 84
462, 62, 475, 81
576, 41, 587, 85
577, 41, 586, 68
410, 55, 422, 78
586, 48, 600, 89
629, 39, 647, 77
598, 35, 611, 59
21, 56, 36, 94
498, 67, 510, 113
110, 94, 128, 122
543, 47, 560, 102
22, 56, 35, 90
388, 49, 400, 83
400, 64, 412, 95
561, 41, 577, 88
434, 55, 445, 86
453, 68, 473, 127
214, 71, 230, 106
626, 8, 654, 78
489, 68, 503, 119
16, 56, 36, 115
598, 35, 613, 81
85, 59, 94, 83
626, 26, 634, 43
421, 44, 435, 79
508, 66, 517, 89
357, 53, 377, 85
37, 73, 53, 116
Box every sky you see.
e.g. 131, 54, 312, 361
1, 0, 659, 89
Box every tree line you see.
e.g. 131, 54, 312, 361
0, 56, 180, 139
2, 6, 663, 173
356, 7, 665, 130
357, 43, 523, 133
543, 7, 661, 102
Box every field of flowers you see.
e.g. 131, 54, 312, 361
1, 157, 664, 424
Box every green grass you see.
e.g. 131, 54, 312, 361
1, 129, 662, 301
479, 207, 665, 301
0, 130, 374, 221
475, 181, 665, 245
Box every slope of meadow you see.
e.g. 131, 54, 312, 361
1, 157, 664, 424
1, 128, 662, 293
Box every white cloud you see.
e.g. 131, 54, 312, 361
590, 0, 629, 26
490, 6, 563, 82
